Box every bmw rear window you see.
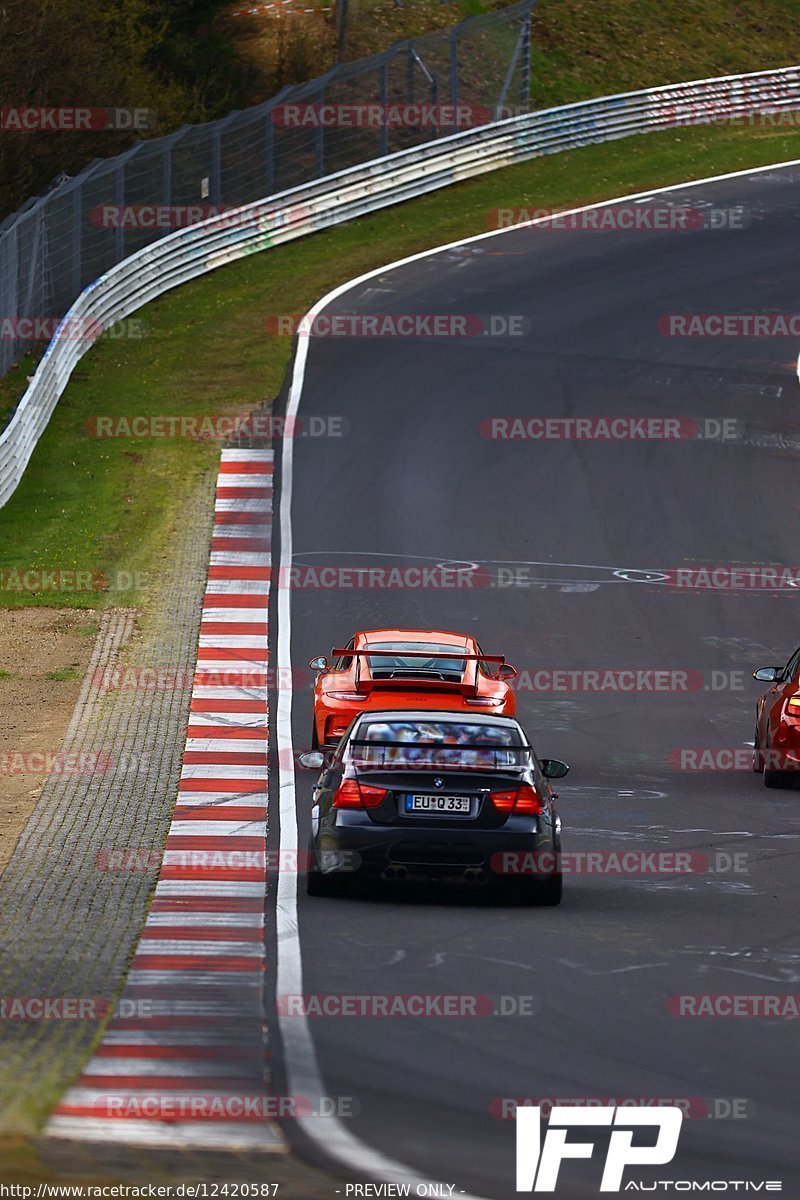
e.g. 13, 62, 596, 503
349, 718, 523, 770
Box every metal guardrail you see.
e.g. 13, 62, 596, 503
2, 63, 800, 508
0, 0, 535, 381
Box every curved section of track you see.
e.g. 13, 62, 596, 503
270, 163, 800, 1198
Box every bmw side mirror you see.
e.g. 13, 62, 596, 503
298, 751, 325, 770
753, 667, 781, 683
308, 656, 328, 672
541, 758, 569, 780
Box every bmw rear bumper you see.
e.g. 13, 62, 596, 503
311, 814, 559, 883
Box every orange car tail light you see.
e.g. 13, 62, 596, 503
491, 784, 543, 815
333, 779, 388, 809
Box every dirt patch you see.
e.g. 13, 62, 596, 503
0, 610, 100, 873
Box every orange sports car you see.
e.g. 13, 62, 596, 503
308, 628, 518, 749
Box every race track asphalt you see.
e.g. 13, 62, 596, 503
267, 162, 800, 1198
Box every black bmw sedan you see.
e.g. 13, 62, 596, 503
299, 710, 568, 903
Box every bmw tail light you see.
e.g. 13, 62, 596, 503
514, 784, 543, 814
786, 696, 800, 716
333, 779, 388, 809
491, 789, 517, 812
491, 785, 543, 815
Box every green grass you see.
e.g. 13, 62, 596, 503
0, 671, 12, 681
1, 119, 799, 612
44, 667, 82, 682
529, 1, 800, 110
230, 0, 800, 105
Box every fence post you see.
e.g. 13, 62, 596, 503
211, 129, 222, 205
162, 140, 172, 210
379, 57, 389, 157
522, 1, 532, 105
114, 162, 125, 263
0, 223, 18, 379
450, 27, 459, 123
265, 106, 275, 195
316, 88, 325, 177
71, 184, 82, 299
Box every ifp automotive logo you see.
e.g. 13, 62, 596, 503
515, 1105, 683, 1192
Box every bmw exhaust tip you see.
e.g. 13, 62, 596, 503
382, 864, 409, 881
462, 866, 488, 884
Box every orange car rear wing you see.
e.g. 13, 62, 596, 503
330, 648, 507, 698
330, 650, 506, 663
